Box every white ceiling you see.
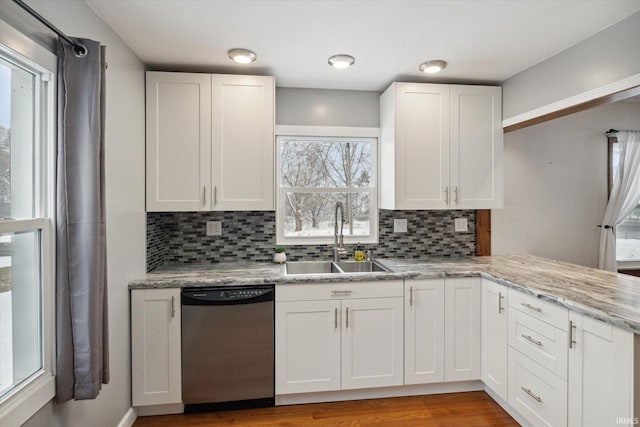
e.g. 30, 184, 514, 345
86, 0, 640, 91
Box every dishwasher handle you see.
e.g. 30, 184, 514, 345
182, 286, 274, 306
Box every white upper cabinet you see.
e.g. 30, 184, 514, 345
380, 82, 503, 210
146, 72, 211, 211
450, 85, 503, 209
146, 72, 274, 212
211, 75, 274, 210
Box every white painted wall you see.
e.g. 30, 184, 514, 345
17, 1, 146, 426
492, 101, 640, 268
276, 87, 380, 127
502, 11, 640, 120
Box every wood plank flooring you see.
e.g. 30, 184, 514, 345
133, 392, 519, 426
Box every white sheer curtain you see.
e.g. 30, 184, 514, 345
599, 131, 640, 271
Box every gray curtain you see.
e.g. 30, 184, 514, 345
56, 38, 108, 402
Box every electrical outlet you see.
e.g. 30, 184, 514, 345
454, 218, 468, 232
393, 218, 408, 233
206, 221, 222, 236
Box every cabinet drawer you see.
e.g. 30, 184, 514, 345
508, 307, 568, 380
276, 280, 404, 302
509, 289, 568, 330
508, 347, 567, 427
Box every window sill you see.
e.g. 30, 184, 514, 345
0, 371, 55, 426
277, 236, 378, 246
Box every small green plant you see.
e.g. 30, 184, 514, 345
274, 246, 286, 253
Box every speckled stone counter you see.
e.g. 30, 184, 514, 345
129, 254, 640, 333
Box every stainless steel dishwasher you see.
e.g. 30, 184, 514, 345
181, 285, 274, 412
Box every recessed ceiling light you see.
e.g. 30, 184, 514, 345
328, 54, 355, 69
228, 48, 257, 64
419, 60, 447, 74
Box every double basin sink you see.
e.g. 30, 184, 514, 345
284, 259, 392, 275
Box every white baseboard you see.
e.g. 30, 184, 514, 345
276, 380, 484, 406
136, 403, 184, 416
116, 407, 137, 427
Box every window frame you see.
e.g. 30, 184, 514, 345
607, 135, 640, 269
0, 21, 56, 427
275, 126, 379, 246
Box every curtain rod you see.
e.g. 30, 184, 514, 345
606, 129, 619, 135
12, 0, 87, 56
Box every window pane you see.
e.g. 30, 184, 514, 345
0, 58, 36, 219
283, 192, 371, 237
616, 205, 640, 261
0, 230, 42, 399
279, 137, 372, 188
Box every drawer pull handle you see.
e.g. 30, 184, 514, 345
521, 302, 542, 312
346, 307, 349, 328
171, 296, 176, 318
332, 290, 352, 295
409, 286, 413, 307
498, 292, 504, 313
335, 307, 338, 329
521, 334, 542, 346
521, 386, 543, 403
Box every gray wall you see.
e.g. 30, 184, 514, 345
276, 87, 381, 127
502, 11, 640, 120
492, 101, 640, 268
19, 1, 147, 427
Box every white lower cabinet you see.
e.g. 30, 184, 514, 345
341, 297, 404, 390
481, 279, 508, 401
275, 281, 404, 395
131, 288, 182, 406
444, 277, 481, 381
508, 347, 568, 427
568, 312, 635, 427
275, 300, 342, 394
404, 279, 445, 384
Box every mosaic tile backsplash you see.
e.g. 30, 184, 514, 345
146, 210, 476, 271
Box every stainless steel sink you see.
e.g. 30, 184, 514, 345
335, 260, 391, 273
284, 259, 392, 275
284, 261, 342, 275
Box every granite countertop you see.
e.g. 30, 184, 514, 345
129, 254, 640, 333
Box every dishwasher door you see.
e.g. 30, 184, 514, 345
181, 286, 274, 409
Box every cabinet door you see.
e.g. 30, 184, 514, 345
450, 85, 503, 209
481, 279, 508, 401
405, 279, 445, 384
342, 297, 404, 390
395, 83, 450, 209
131, 289, 181, 406
211, 75, 274, 210
568, 313, 634, 427
146, 72, 211, 211
275, 300, 341, 394
444, 277, 481, 381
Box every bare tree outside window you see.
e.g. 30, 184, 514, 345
277, 136, 376, 243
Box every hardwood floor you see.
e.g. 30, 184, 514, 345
133, 392, 519, 426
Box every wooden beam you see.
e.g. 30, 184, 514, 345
503, 85, 640, 133
476, 209, 491, 256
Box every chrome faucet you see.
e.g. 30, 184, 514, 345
334, 202, 347, 262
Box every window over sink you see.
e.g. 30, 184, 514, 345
275, 127, 378, 245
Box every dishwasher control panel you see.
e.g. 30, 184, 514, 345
182, 286, 274, 304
